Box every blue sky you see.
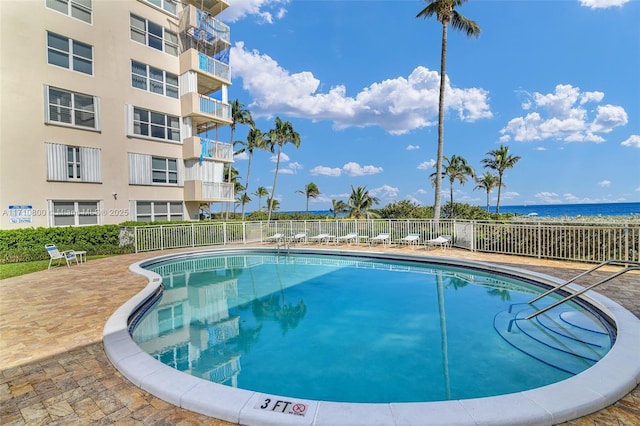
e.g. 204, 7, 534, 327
215, 0, 640, 213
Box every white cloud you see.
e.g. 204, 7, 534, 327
535, 146, 547, 151
218, 0, 289, 23
500, 191, 520, 201
231, 43, 492, 135
579, 0, 630, 9
342, 162, 383, 176
370, 185, 400, 199
279, 161, 303, 175
535, 192, 562, 203
598, 180, 611, 188
415, 189, 428, 195
417, 159, 436, 170
406, 145, 420, 150
270, 152, 290, 163
234, 151, 249, 161
310, 165, 341, 177
500, 84, 628, 143
621, 135, 640, 148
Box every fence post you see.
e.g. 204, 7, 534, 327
243, 222, 246, 245
223, 222, 227, 245
160, 225, 164, 251
537, 222, 542, 259
624, 224, 629, 262
134, 227, 138, 253
191, 223, 195, 247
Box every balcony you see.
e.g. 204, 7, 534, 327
181, 92, 231, 127
179, 49, 229, 94
183, 136, 233, 162
180, 5, 230, 55
184, 180, 234, 202
181, 0, 229, 16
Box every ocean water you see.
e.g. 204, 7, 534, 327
287, 202, 640, 218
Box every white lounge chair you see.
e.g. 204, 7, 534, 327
369, 233, 390, 246
336, 232, 358, 245
265, 233, 285, 244
288, 232, 307, 244
45, 244, 79, 269
426, 235, 452, 250
308, 233, 333, 244
397, 233, 420, 247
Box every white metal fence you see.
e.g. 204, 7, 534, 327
125, 219, 640, 263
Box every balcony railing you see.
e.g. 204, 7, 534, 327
202, 181, 234, 200
199, 95, 230, 120
198, 52, 230, 82
201, 138, 232, 161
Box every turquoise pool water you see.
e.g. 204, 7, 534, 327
131, 252, 613, 403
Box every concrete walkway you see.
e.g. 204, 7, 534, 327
1, 246, 638, 424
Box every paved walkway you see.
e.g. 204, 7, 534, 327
1, 245, 638, 425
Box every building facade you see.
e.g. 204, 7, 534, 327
0, 0, 234, 229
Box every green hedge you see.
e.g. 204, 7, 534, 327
0, 225, 135, 264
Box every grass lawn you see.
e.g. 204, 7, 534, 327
0, 256, 111, 280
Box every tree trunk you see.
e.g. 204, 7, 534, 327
241, 153, 253, 220
226, 126, 235, 220
267, 144, 282, 221
434, 22, 448, 222
496, 175, 503, 214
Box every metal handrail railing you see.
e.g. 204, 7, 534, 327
525, 259, 640, 319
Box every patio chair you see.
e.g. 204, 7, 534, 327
265, 233, 285, 244
45, 244, 79, 269
288, 232, 307, 245
397, 233, 421, 247
369, 232, 391, 246
336, 232, 358, 245
308, 233, 334, 244
425, 235, 452, 250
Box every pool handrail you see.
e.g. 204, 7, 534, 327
525, 259, 640, 319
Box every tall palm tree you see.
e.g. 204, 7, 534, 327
296, 182, 320, 214
235, 127, 267, 219
430, 155, 474, 218
417, 0, 480, 220
253, 186, 269, 211
238, 193, 251, 219
330, 199, 348, 218
481, 145, 521, 213
347, 185, 380, 219
266, 197, 280, 212
226, 100, 254, 219
266, 117, 301, 221
474, 172, 501, 212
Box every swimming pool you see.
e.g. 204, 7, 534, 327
104, 248, 640, 425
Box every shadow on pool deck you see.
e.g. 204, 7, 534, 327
1, 245, 638, 424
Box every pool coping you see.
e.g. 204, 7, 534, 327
103, 247, 640, 426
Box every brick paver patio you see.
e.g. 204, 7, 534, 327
1, 246, 638, 425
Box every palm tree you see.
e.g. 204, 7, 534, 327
238, 193, 251, 219
235, 127, 267, 219
226, 100, 254, 219
330, 199, 348, 218
266, 197, 280, 212
431, 155, 474, 218
416, 0, 480, 220
266, 117, 301, 221
296, 182, 320, 214
481, 145, 521, 213
253, 186, 269, 211
474, 172, 501, 212
347, 185, 380, 219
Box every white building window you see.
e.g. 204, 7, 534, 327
46, 0, 92, 23
128, 153, 183, 186
130, 14, 178, 56
143, 0, 177, 15
46, 143, 101, 182
45, 86, 99, 130
50, 200, 101, 226
47, 32, 93, 75
131, 61, 178, 98
129, 106, 180, 142
152, 157, 178, 184
135, 201, 183, 222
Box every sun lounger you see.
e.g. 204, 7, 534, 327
265, 233, 285, 244
308, 233, 334, 244
288, 232, 307, 245
426, 235, 452, 250
397, 233, 420, 247
336, 232, 358, 245
369, 233, 390, 246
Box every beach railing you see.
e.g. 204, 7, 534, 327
128, 219, 639, 263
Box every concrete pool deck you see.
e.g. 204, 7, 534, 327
1, 245, 639, 424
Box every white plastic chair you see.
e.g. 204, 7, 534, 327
45, 244, 79, 269
336, 232, 358, 244
369, 233, 391, 246
426, 235, 452, 250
